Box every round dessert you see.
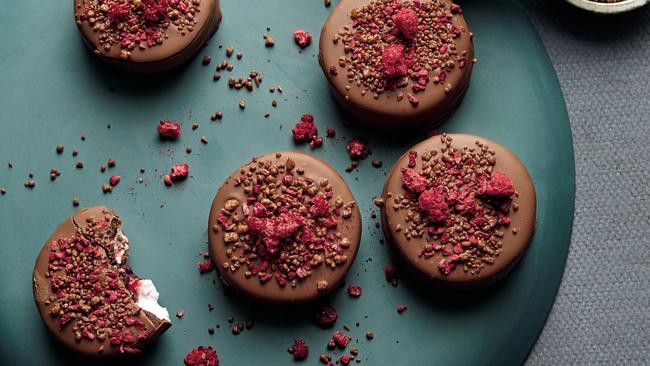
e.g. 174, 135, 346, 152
380, 134, 536, 289
73, 0, 222, 73
208, 151, 362, 305
33, 206, 171, 358
319, 0, 475, 131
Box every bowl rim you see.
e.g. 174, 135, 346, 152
566, 0, 647, 14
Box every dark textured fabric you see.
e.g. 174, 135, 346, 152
519, 1, 650, 364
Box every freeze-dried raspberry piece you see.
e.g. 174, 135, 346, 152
170, 163, 189, 181
270, 212, 302, 239
157, 120, 181, 139
292, 120, 318, 143
381, 43, 408, 78
396, 304, 408, 313
454, 194, 476, 214
400, 167, 428, 193
348, 284, 362, 298
384, 264, 398, 281
184, 346, 219, 366
418, 188, 449, 223
108, 4, 129, 21
313, 305, 338, 328
109, 175, 121, 186
290, 339, 309, 360
346, 139, 369, 160
340, 354, 352, 365
332, 331, 350, 348
478, 172, 515, 197
407, 151, 417, 168
438, 258, 455, 275
247, 216, 269, 235
294, 29, 312, 48
198, 259, 214, 274
309, 196, 330, 218
392, 8, 419, 40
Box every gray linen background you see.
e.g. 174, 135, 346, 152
518, 1, 650, 364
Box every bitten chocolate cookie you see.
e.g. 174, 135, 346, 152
208, 151, 362, 305
381, 134, 536, 289
33, 206, 171, 357
73, 0, 222, 73
319, 0, 475, 131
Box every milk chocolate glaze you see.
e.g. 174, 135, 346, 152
208, 151, 362, 305
319, 0, 474, 131
73, 0, 222, 73
381, 134, 536, 289
33, 206, 171, 358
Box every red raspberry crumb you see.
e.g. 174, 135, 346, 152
438, 258, 455, 275
313, 305, 338, 329
340, 354, 352, 365
176, 309, 185, 318
310, 136, 323, 149
108, 4, 129, 21
198, 259, 214, 274
290, 339, 309, 360
109, 175, 121, 186
348, 284, 362, 298
329, 65, 338, 75
396, 304, 408, 313
292, 115, 319, 145
332, 331, 350, 348
400, 167, 428, 193
381, 43, 408, 78
309, 196, 330, 217
184, 346, 219, 366
407, 151, 417, 168
418, 188, 449, 223
346, 139, 369, 160
384, 264, 398, 281
326, 128, 336, 138
164, 175, 172, 186
407, 93, 419, 106
170, 163, 189, 181
157, 120, 181, 139
293, 29, 312, 48
478, 172, 515, 197
392, 8, 419, 40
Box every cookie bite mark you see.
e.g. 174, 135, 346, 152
33, 206, 171, 358
319, 0, 475, 131
73, 0, 223, 73
208, 152, 362, 305
381, 134, 536, 289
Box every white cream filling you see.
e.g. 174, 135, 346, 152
136, 279, 170, 321
114, 229, 130, 264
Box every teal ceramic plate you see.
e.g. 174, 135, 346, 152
0, 0, 574, 364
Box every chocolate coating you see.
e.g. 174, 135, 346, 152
318, 0, 474, 131
381, 134, 536, 289
33, 206, 171, 358
73, 0, 222, 73
208, 151, 362, 305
